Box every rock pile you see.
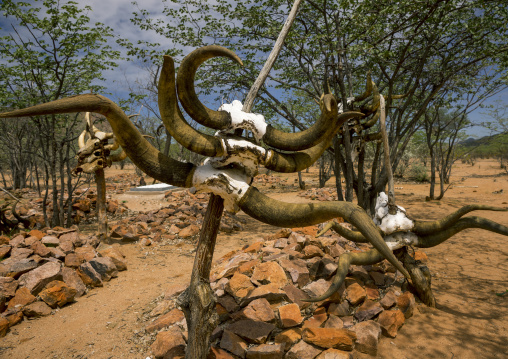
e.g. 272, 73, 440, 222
0, 228, 127, 337
110, 190, 247, 246
142, 228, 423, 358
298, 188, 339, 202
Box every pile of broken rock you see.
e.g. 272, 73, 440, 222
0, 228, 127, 337
141, 228, 423, 358
110, 190, 247, 246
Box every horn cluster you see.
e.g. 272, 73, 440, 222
73, 112, 126, 175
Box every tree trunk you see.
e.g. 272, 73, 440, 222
394, 246, 436, 307
177, 194, 223, 359
333, 137, 344, 201
95, 168, 108, 242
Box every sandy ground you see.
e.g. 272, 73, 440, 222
0, 160, 507, 359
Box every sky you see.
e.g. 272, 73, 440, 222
0, 0, 505, 138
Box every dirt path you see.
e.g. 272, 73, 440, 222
1, 160, 507, 359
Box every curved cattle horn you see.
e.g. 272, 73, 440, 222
238, 186, 411, 281
159, 55, 225, 157
177, 45, 243, 130
316, 220, 371, 243
104, 139, 120, 151
263, 95, 362, 151
0, 94, 196, 188
78, 130, 87, 149
265, 111, 364, 173
110, 149, 127, 162
353, 72, 373, 102
416, 216, 508, 248
360, 81, 380, 115
12, 200, 31, 229
412, 205, 507, 236
305, 249, 384, 302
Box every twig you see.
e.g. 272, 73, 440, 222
0, 187, 20, 201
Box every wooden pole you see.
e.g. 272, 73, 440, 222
95, 168, 109, 242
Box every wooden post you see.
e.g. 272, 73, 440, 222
95, 168, 108, 242
177, 194, 224, 358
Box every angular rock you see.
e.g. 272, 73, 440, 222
208, 347, 237, 359
354, 299, 383, 322
274, 328, 302, 351
39, 280, 77, 308
364, 285, 380, 301
18, 261, 62, 295
328, 301, 349, 317
4, 309, 23, 327
206, 347, 235, 359
0, 244, 11, 259
227, 319, 276, 344
245, 343, 284, 359
151, 329, 186, 359
302, 279, 332, 299
217, 295, 241, 313
5, 259, 38, 278
22, 301, 52, 317
98, 247, 128, 271
242, 241, 263, 254
0, 317, 9, 337
59, 231, 82, 247
283, 284, 311, 309
146, 308, 185, 333
61, 267, 86, 298
237, 259, 261, 277
42, 235, 60, 246
251, 262, 288, 288
351, 320, 381, 356
7, 287, 36, 309
28, 229, 45, 240
285, 340, 322, 359
88, 257, 118, 282
379, 289, 398, 309
377, 309, 405, 338
345, 283, 366, 306
323, 315, 343, 329
49, 247, 66, 260
369, 271, 386, 286
278, 303, 303, 328
302, 306, 328, 329
212, 252, 253, 280
179, 224, 200, 238
315, 349, 353, 359
233, 298, 275, 323
226, 272, 255, 302
302, 245, 324, 259
58, 239, 74, 254
243, 284, 288, 305
302, 327, 357, 350
221, 330, 248, 358
397, 291, 415, 319
0, 277, 19, 297
74, 246, 96, 262
77, 262, 103, 288
278, 258, 310, 287
309, 257, 338, 281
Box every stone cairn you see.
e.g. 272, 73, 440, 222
142, 227, 424, 358
0, 228, 127, 337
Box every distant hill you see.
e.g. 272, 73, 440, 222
460, 133, 508, 148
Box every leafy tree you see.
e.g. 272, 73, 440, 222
124, 0, 508, 211
0, 0, 120, 227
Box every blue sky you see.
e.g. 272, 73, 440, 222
0, 0, 505, 138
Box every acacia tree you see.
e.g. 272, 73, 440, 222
0, 0, 120, 227
126, 0, 508, 212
